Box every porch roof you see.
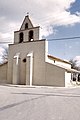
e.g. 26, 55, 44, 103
65, 68, 80, 73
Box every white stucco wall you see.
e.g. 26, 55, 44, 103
47, 58, 71, 69
65, 72, 71, 87
45, 62, 65, 87
7, 40, 46, 84
0, 63, 7, 83
7, 40, 66, 87
55, 61, 71, 68
12, 57, 20, 85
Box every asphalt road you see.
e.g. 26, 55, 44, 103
0, 85, 80, 120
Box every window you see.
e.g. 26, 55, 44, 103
25, 23, 28, 29
29, 30, 34, 41
23, 58, 26, 63
72, 73, 76, 81
78, 74, 80, 82
19, 32, 24, 43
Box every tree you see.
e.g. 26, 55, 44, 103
1, 47, 8, 64
69, 59, 80, 71
69, 58, 80, 82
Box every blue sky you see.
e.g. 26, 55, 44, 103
47, 22, 80, 60
0, 0, 80, 61
45, 0, 80, 60
69, 0, 80, 14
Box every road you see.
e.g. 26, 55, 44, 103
0, 85, 80, 120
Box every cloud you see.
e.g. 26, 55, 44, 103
0, 0, 80, 38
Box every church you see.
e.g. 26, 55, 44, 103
0, 15, 79, 87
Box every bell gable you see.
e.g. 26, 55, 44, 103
20, 15, 33, 30
14, 15, 40, 43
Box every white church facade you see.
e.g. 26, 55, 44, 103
0, 15, 79, 87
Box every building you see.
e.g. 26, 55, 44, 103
0, 15, 79, 87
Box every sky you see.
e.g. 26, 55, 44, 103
0, 0, 80, 61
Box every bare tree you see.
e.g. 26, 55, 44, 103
1, 47, 8, 64
69, 59, 80, 71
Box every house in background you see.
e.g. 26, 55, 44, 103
0, 15, 80, 87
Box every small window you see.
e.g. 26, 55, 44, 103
23, 58, 26, 63
19, 32, 24, 43
29, 30, 34, 41
25, 23, 28, 29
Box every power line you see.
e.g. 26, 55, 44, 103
47, 36, 80, 41
34, 13, 79, 27
0, 36, 80, 44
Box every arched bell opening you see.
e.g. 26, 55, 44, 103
19, 32, 24, 43
29, 30, 34, 41
25, 23, 28, 29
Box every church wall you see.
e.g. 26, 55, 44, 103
33, 27, 39, 41
14, 32, 19, 43
7, 40, 67, 86
45, 62, 65, 87
33, 55, 46, 86
7, 40, 46, 85
0, 62, 7, 83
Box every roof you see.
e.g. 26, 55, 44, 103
48, 55, 71, 65
48, 55, 80, 73
14, 26, 40, 33
55, 64, 80, 73
65, 68, 80, 73
0, 61, 8, 66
